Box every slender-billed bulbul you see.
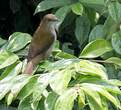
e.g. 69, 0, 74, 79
24, 14, 59, 74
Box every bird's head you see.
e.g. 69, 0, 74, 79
41, 14, 60, 32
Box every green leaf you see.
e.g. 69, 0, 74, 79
55, 88, 78, 110
0, 51, 19, 70
18, 75, 38, 100
99, 88, 121, 109
62, 43, 74, 55
0, 63, 17, 80
81, 83, 113, 110
89, 25, 105, 42
111, 31, 121, 54
0, 62, 23, 100
44, 92, 58, 110
0, 37, 6, 46
16, 45, 29, 57
10, 74, 31, 99
105, 57, 121, 67
109, 79, 121, 86
53, 40, 60, 50
79, 0, 105, 13
31, 73, 52, 106
85, 7, 96, 27
81, 84, 103, 109
55, 6, 71, 23
75, 16, 90, 46
80, 39, 112, 58
55, 51, 76, 59
18, 95, 32, 110
78, 60, 108, 79
0, 61, 22, 80
0, 77, 13, 100
108, 2, 121, 23
88, 96, 109, 110
82, 83, 121, 109
47, 59, 79, 71
87, 96, 102, 110
6, 32, 32, 52
37, 97, 45, 110
101, 97, 108, 110
78, 90, 85, 109
103, 16, 118, 39
34, 0, 74, 14
79, 0, 104, 5
7, 92, 14, 105
71, 3, 83, 15
50, 69, 72, 94
0, 74, 30, 101
0, 103, 16, 110
52, 40, 61, 56
104, 85, 121, 95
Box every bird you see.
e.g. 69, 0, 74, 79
24, 14, 59, 74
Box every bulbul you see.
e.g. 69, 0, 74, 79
24, 14, 59, 74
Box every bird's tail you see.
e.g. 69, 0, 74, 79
24, 61, 34, 74
24, 55, 42, 74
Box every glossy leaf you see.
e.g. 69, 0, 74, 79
55, 51, 76, 59
79, 0, 104, 5
62, 43, 74, 55
0, 37, 6, 46
10, 74, 31, 100
103, 16, 118, 39
105, 57, 121, 67
47, 59, 79, 71
79, 0, 105, 12
99, 88, 121, 109
71, 3, 83, 15
55, 88, 78, 110
75, 16, 90, 46
80, 39, 112, 58
78, 90, 85, 109
50, 70, 72, 94
18, 75, 38, 100
0, 74, 30, 101
31, 73, 52, 106
35, 0, 74, 14
82, 83, 121, 109
0, 51, 19, 70
81, 84, 103, 109
0, 62, 18, 80
111, 31, 121, 54
0, 76, 14, 100
108, 2, 121, 23
45, 92, 58, 110
0, 61, 22, 80
87, 96, 102, 110
7, 92, 14, 105
109, 79, 121, 87
55, 6, 71, 23
6, 32, 31, 52
18, 95, 32, 110
89, 25, 105, 42
79, 60, 108, 79
0, 103, 16, 110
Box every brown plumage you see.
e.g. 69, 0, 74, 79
24, 14, 59, 74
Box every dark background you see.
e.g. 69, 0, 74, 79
0, 0, 44, 38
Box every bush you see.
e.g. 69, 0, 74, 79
0, 0, 121, 110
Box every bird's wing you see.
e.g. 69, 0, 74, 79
27, 33, 55, 62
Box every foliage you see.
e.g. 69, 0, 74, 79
0, 0, 121, 110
